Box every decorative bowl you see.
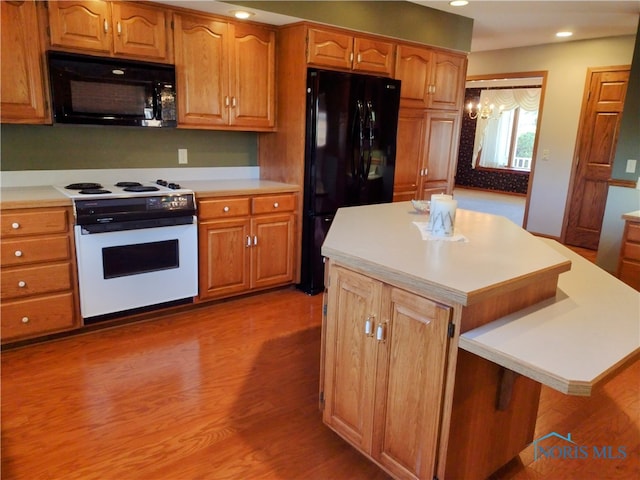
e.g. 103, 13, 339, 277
411, 199, 431, 213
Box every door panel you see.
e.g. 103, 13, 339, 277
565, 68, 629, 249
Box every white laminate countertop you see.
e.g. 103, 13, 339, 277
622, 210, 640, 222
459, 238, 640, 396
321, 201, 571, 306
0, 180, 299, 209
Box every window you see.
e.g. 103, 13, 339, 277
473, 87, 541, 172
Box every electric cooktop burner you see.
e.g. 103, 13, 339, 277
122, 185, 160, 192
114, 181, 142, 188
65, 182, 103, 190
79, 189, 112, 195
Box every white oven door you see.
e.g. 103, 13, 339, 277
75, 221, 197, 319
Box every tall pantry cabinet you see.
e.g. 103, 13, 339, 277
393, 44, 466, 202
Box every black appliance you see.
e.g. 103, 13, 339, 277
299, 68, 401, 294
48, 51, 177, 127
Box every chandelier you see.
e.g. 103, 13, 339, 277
466, 100, 503, 120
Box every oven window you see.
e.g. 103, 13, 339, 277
102, 240, 178, 279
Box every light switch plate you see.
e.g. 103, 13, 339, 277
178, 149, 188, 165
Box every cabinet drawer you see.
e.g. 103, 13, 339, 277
1, 263, 73, 300
626, 223, 640, 243
1, 292, 76, 341
622, 241, 640, 262
1, 236, 70, 267
198, 198, 251, 220
1, 209, 69, 237
252, 194, 296, 214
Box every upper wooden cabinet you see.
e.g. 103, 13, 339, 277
395, 44, 466, 110
174, 12, 275, 130
1, 0, 49, 124
47, 0, 172, 62
307, 27, 395, 76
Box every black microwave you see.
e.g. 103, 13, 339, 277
48, 51, 177, 127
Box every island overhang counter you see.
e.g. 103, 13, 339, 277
319, 201, 639, 480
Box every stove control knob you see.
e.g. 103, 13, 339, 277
14, 250, 23, 257
156, 179, 168, 186
168, 183, 180, 189
21, 317, 29, 324
11, 222, 20, 229
18, 281, 26, 288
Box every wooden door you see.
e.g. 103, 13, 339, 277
352, 37, 395, 76
428, 51, 466, 111
565, 67, 630, 249
393, 108, 425, 201
251, 213, 294, 289
373, 287, 451, 479
111, 2, 169, 61
395, 45, 432, 109
198, 218, 251, 299
419, 111, 461, 199
307, 27, 353, 70
47, 0, 111, 53
323, 266, 382, 454
1, 0, 48, 124
174, 13, 229, 127
228, 24, 275, 129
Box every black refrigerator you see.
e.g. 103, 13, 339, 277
298, 68, 401, 295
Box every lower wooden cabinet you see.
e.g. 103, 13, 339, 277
322, 264, 453, 479
393, 108, 461, 202
617, 217, 640, 291
0, 206, 78, 343
198, 193, 296, 300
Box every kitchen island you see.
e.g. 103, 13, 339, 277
320, 201, 639, 480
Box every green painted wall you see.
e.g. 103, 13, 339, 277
1, 125, 258, 171
234, 1, 472, 52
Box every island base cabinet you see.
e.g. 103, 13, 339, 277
322, 265, 454, 479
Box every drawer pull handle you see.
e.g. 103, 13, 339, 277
18, 281, 26, 288
14, 250, 23, 257
273, 202, 279, 208
246, 235, 251, 247
253, 235, 258, 246
11, 222, 20, 229
21, 317, 29, 324
223, 206, 230, 212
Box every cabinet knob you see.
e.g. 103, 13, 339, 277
14, 250, 23, 257
223, 206, 230, 212
18, 281, 26, 288
21, 317, 29, 324
273, 202, 279, 208
11, 222, 20, 229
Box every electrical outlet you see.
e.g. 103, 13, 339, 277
625, 159, 637, 173
178, 149, 188, 165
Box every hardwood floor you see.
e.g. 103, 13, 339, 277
2, 287, 638, 479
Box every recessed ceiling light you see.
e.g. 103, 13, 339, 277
556, 31, 573, 38
230, 10, 254, 20
449, 0, 469, 6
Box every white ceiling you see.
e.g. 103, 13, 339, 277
157, 1, 639, 52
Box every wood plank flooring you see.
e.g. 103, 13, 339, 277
2, 285, 638, 479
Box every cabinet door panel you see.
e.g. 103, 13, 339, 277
430, 52, 466, 110
307, 28, 353, 70
229, 24, 275, 128
374, 287, 451, 479
1, 0, 48, 123
324, 266, 382, 453
393, 109, 425, 202
353, 38, 394, 76
48, 0, 111, 53
198, 218, 250, 299
111, 3, 168, 60
251, 213, 294, 288
174, 13, 229, 127
419, 111, 460, 199
395, 45, 432, 109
